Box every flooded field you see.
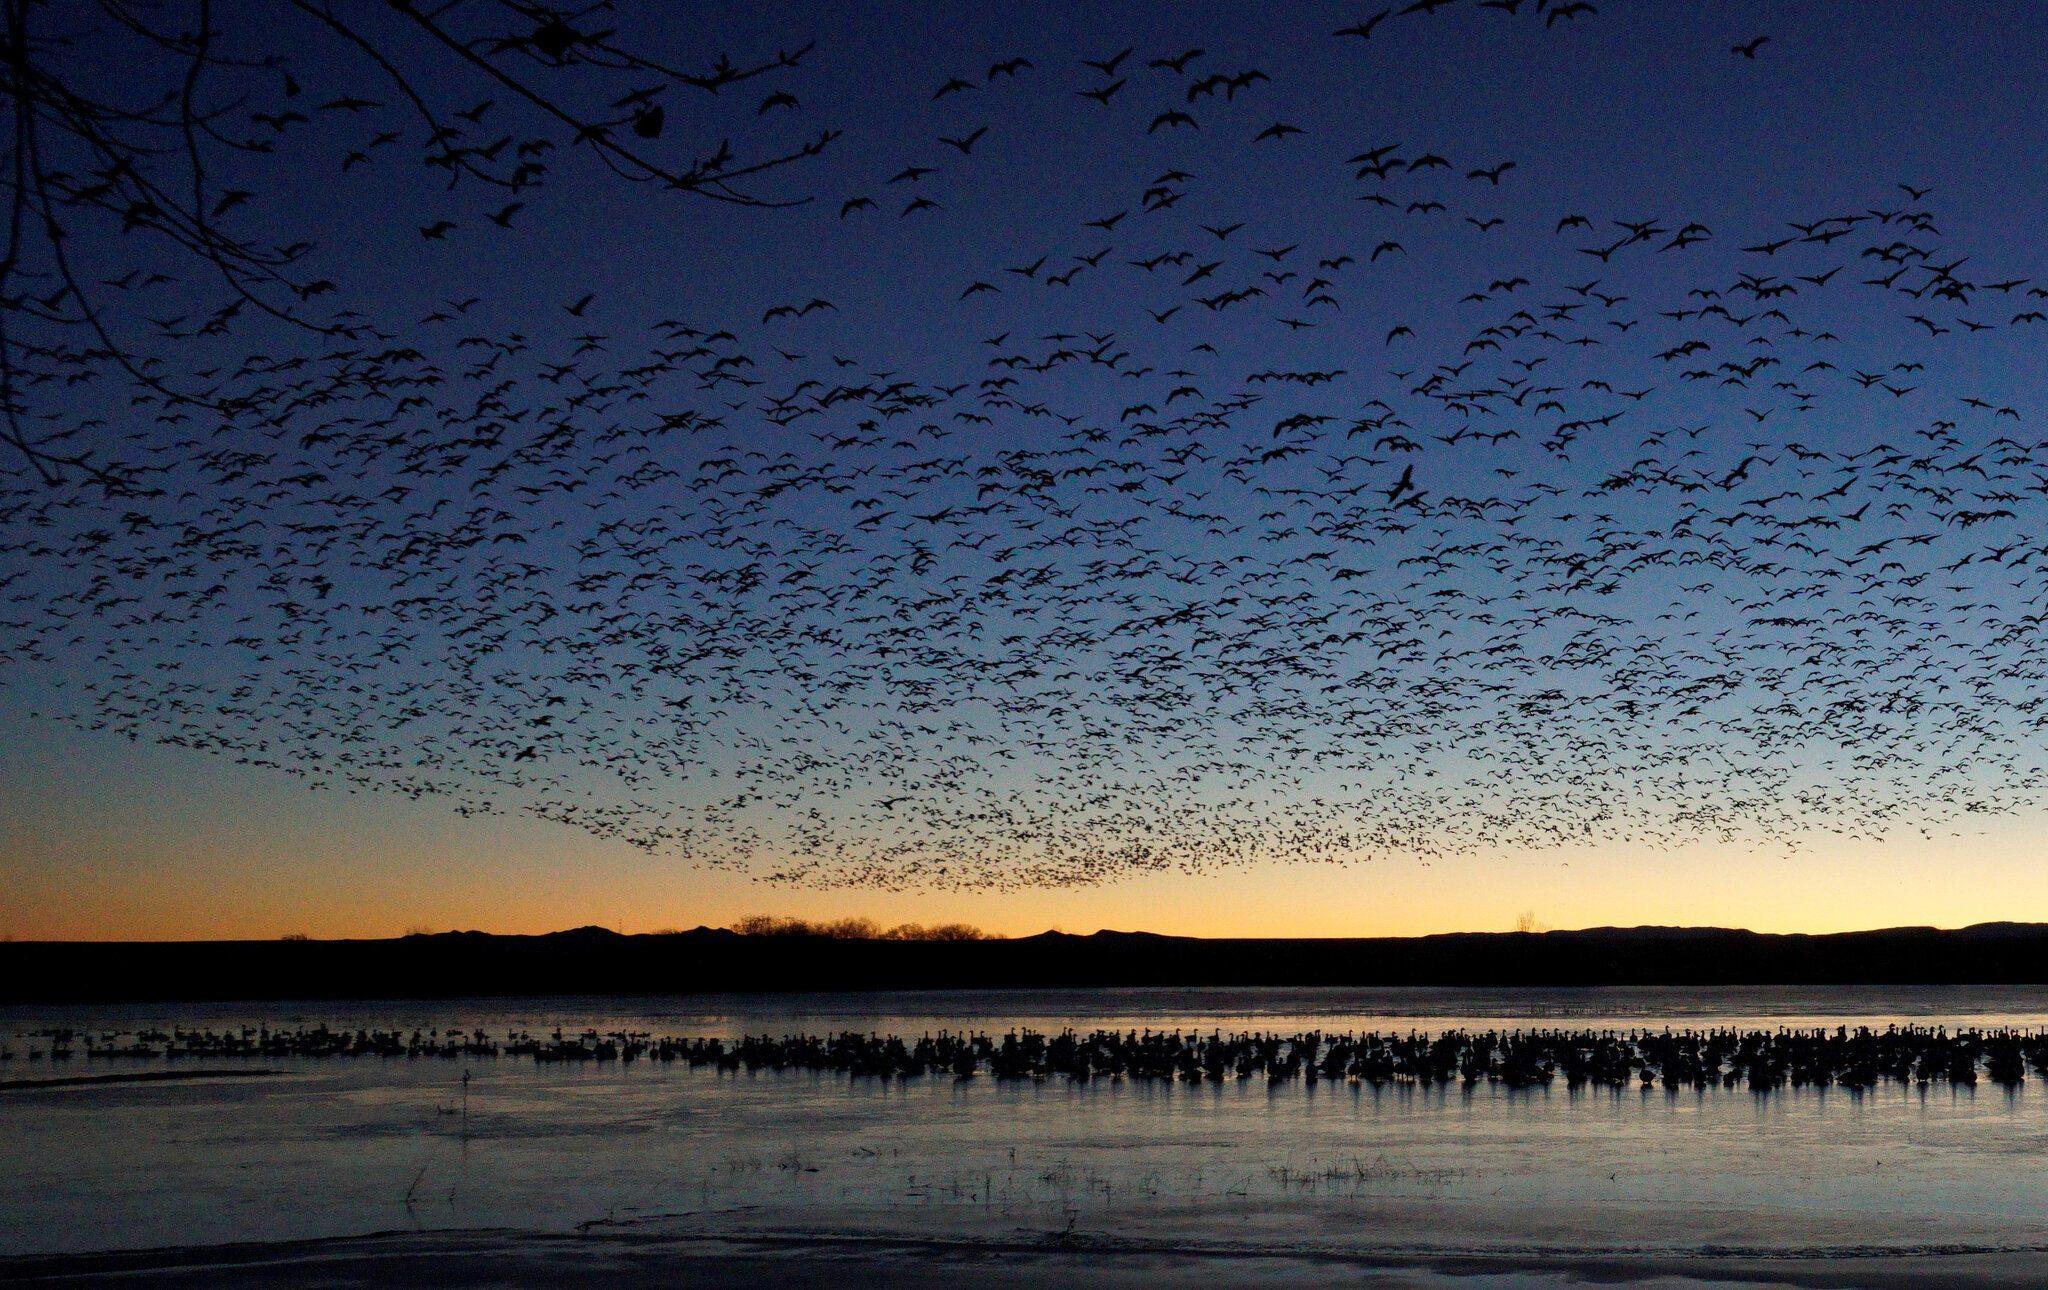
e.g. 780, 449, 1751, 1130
7, 986, 2048, 1268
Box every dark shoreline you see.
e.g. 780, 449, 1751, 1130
9, 1227, 2048, 1290
8, 922, 2048, 1004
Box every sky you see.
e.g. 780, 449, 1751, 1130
4, 2, 2048, 940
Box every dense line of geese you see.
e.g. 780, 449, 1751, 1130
13, 1022, 2045, 1091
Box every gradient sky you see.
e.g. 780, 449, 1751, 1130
5, 2, 2048, 940
11, 696, 2048, 940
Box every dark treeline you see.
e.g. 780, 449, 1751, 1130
9, 922, 2048, 1003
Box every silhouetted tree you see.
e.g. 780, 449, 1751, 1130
0, 0, 830, 483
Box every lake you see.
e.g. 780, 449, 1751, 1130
7, 985, 2048, 1276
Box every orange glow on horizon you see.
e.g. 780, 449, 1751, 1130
5, 717, 2045, 943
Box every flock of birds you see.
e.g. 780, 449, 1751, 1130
16, 1021, 2043, 1092
3, 4, 2046, 888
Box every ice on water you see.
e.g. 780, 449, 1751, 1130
7, 985, 2048, 1260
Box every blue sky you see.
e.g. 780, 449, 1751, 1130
4, 1, 2048, 935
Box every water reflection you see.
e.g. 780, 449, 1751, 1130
5, 986, 2048, 1259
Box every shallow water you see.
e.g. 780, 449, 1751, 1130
7, 986, 2048, 1260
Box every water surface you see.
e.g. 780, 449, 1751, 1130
5, 985, 2047, 1260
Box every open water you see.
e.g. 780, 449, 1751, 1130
6, 985, 2048, 1261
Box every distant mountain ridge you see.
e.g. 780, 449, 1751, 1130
6, 921, 2048, 1002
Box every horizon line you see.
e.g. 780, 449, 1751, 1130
9, 919, 2046, 946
